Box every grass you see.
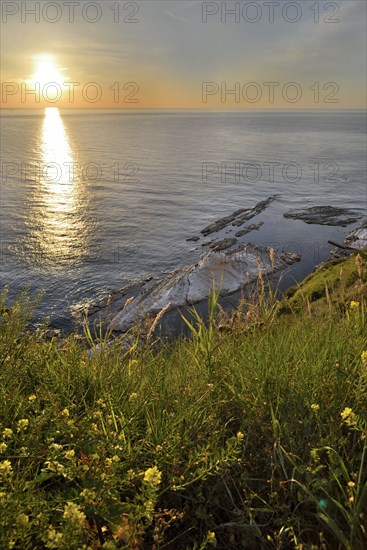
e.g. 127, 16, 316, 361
0, 252, 366, 549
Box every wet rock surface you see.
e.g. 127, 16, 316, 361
235, 222, 264, 238
72, 278, 152, 322
345, 220, 367, 249
280, 252, 302, 265
109, 243, 300, 333
330, 220, 367, 258
209, 238, 237, 251
201, 196, 278, 236
284, 206, 362, 226
76, 198, 364, 336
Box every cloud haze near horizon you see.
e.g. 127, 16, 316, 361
1, 0, 366, 109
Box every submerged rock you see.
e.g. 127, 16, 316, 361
280, 252, 301, 265
235, 222, 264, 238
201, 196, 278, 236
209, 238, 237, 251
201, 213, 238, 236
109, 242, 300, 333
284, 206, 362, 227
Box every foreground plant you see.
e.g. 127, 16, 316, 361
0, 252, 366, 548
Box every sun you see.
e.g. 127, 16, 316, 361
29, 54, 67, 87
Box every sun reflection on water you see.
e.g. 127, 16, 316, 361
24, 108, 92, 267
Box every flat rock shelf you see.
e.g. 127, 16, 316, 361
99, 243, 300, 333
283, 206, 362, 227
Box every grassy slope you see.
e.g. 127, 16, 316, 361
282, 249, 367, 312
0, 252, 366, 549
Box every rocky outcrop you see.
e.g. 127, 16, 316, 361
345, 220, 367, 249
284, 206, 362, 226
201, 196, 278, 236
329, 220, 367, 258
109, 243, 300, 333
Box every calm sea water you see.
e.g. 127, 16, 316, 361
1, 109, 366, 328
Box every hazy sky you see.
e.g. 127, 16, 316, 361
1, 0, 366, 108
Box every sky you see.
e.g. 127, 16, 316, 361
1, 0, 366, 109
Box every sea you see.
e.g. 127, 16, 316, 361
1, 109, 366, 329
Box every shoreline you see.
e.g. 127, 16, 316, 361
1, 235, 366, 549
73, 216, 367, 341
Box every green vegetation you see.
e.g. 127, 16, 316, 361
282, 251, 367, 313
0, 252, 366, 549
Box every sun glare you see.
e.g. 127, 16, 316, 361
23, 106, 91, 266
29, 54, 67, 87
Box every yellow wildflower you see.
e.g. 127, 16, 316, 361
44, 461, 65, 475
64, 450, 75, 459
341, 407, 353, 419
348, 481, 355, 488
63, 502, 86, 530
144, 466, 162, 486
361, 351, 367, 365
80, 488, 96, 503
61, 408, 69, 417
311, 403, 320, 413
350, 301, 359, 310
0, 460, 13, 476
341, 407, 357, 427
2, 428, 13, 439
0, 491, 7, 504
46, 527, 63, 548
0, 442, 8, 453
236, 431, 244, 440
28, 394, 37, 402
17, 419, 29, 432
207, 531, 217, 545
145, 499, 155, 519
50, 443, 63, 452
129, 392, 138, 400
